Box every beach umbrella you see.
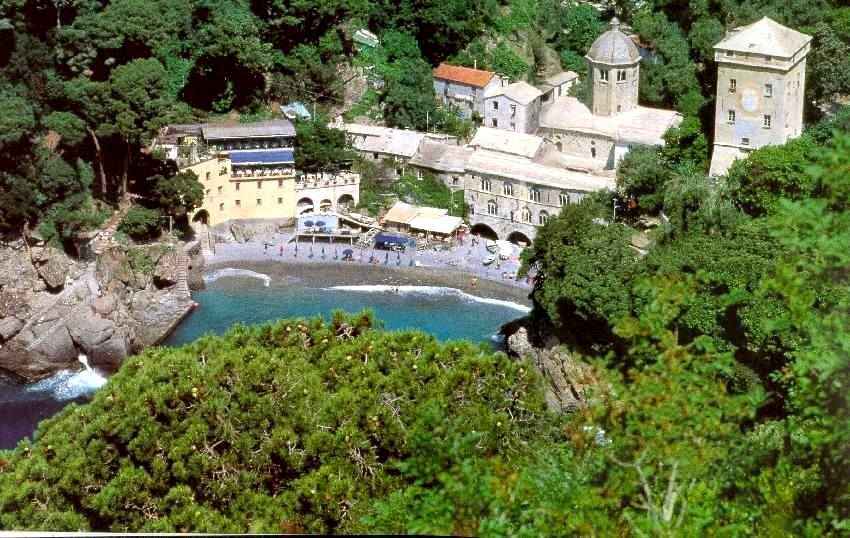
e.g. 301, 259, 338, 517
343, 248, 354, 256
316, 220, 326, 227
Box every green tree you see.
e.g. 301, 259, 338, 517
616, 145, 673, 214
151, 170, 204, 218
42, 111, 88, 148
725, 135, 820, 217
0, 313, 558, 533
372, 31, 438, 131
294, 116, 354, 173
0, 86, 36, 148
117, 206, 162, 240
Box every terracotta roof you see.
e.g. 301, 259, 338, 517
433, 63, 495, 88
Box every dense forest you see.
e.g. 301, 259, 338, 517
3, 0, 850, 243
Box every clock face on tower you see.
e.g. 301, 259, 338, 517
741, 88, 760, 112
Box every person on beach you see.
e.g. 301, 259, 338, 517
279, 244, 284, 256
264, 242, 268, 254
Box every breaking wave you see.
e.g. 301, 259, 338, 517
204, 268, 271, 287
24, 355, 107, 401
324, 285, 531, 313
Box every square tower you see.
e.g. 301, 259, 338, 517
709, 17, 811, 176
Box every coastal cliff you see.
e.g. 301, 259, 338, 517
502, 317, 602, 413
0, 242, 195, 383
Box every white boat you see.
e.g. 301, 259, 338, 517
482, 255, 496, 266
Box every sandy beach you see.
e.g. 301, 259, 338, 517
202, 233, 535, 307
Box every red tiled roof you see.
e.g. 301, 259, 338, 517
433, 63, 495, 88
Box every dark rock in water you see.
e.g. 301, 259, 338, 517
504, 323, 601, 413
0, 325, 80, 381
0, 241, 195, 383
88, 330, 130, 372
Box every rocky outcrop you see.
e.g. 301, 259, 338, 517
230, 222, 255, 243
505, 325, 602, 413
32, 247, 70, 290
0, 241, 196, 382
153, 251, 180, 288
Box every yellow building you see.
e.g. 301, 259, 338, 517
154, 120, 359, 226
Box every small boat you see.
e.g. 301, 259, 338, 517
482, 255, 496, 266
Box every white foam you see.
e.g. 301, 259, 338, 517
325, 285, 531, 313
26, 354, 107, 401
204, 268, 271, 287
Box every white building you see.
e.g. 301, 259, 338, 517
432, 63, 502, 119
483, 81, 544, 134
708, 17, 812, 176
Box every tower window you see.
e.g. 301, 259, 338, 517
503, 183, 513, 196
741, 137, 750, 146
728, 110, 736, 123
257, 181, 262, 189
729, 79, 737, 92
480, 178, 492, 192
617, 70, 627, 82
599, 69, 609, 82
491, 118, 498, 127
591, 147, 597, 158
205, 172, 211, 181
235, 183, 240, 191
277, 197, 283, 204
219, 203, 224, 211
235, 199, 241, 207
217, 186, 222, 194
763, 115, 772, 128
493, 101, 498, 110
487, 200, 498, 215
256, 198, 262, 206
764, 84, 773, 97
529, 188, 541, 203
725, 50, 734, 57
559, 192, 570, 206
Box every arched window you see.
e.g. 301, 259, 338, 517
480, 178, 492, 192
538, 211, 549, 225
521, 207, 532, 223
503, 182, 513, 196
559, 192, 570, 206
487, 200, 498, 215
529, 188, 541, 203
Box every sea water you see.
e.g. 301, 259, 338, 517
0, 274, 528, 449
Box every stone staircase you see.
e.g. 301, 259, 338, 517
175, 253, 191, 299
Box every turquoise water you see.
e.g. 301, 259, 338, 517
166, 276, 528, 346
1, 275, 527, 449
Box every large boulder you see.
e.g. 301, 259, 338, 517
506, 327, 600, 413
66, 306, 115, 352
153, 250, 180, 288
0, 316, 23, 341
129, 289, 194, 348
34, 247, 70, 290
230, 223, 254, 243
88, 331, 130, 372
0, 324, 80, 381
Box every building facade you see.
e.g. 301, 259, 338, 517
709, 17, 812, 176
463, 150, 614, 243
433, 63, 501, 119
483, 81, 543, 134
155, 120, 359, 226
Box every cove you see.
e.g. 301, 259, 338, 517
0, 275, 527, 449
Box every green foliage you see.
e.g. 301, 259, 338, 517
151, 170, 204, 218
0, 87, 36, 148
0, 313, 557, 533
294, 116, 354, 173
42, 112, 87, 148
490, 43, 529, 80
117, 206, 161, 240
616, 146, 673, 214
392, 173, 467, 216
726, 135, 821, 217
37, 195, 109, 247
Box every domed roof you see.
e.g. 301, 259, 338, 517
586, 18, 641, 65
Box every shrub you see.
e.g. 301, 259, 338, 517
117, 207, 161, 240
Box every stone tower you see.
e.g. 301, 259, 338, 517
709, 17, 812, 176
585, 18, 641, 117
